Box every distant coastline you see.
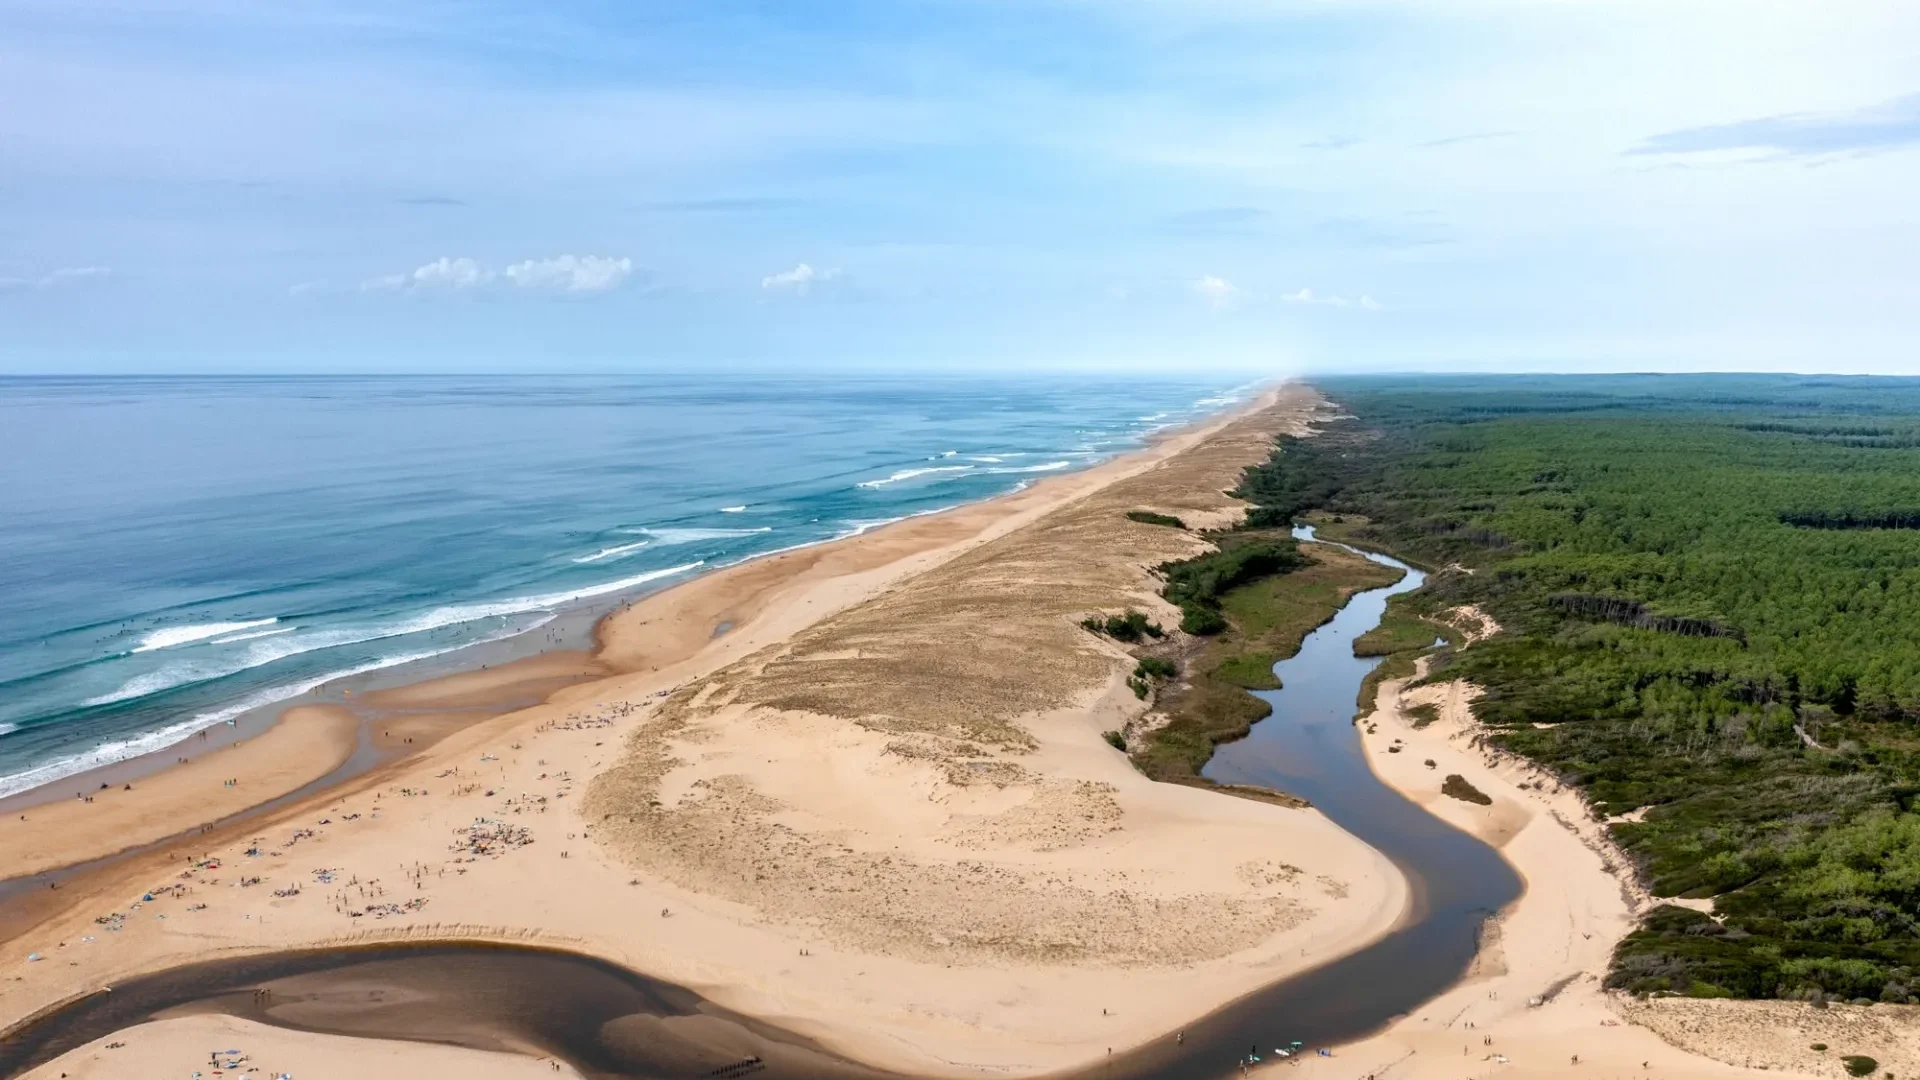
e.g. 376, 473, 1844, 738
0, 378, 1266, 895
0, 374, 1261, 809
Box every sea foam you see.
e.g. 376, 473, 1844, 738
633, 526, 773, 545
0, 629, 543, 801
573, 539, 651, 564
985, 460, 1072, 474
131, 618, 278, 653
856, 465, 974, 489
79, 562, 705, 709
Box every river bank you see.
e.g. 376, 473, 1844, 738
1308, 648, 1886, 1080
2, 385, 1416, 1079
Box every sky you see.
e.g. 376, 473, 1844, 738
2, 0, 1918, 375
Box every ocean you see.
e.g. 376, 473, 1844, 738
0, 373, 1258, 799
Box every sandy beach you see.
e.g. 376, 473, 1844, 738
1295, 643, 1920, 1080
12, 387, 1911, 1080
3, 386, 1409, 1078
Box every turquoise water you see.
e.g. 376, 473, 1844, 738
0, 373, 1256, 797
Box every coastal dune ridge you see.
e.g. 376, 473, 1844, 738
1, 384, 1416, 1078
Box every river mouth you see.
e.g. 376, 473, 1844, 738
0, 528, 1521, 1080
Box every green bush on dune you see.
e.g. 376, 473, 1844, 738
1126, 510, 1187, 529
1159, 540, 1308, 636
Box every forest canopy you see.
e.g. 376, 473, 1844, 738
1252, 374, 1920, 1003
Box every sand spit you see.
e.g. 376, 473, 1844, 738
1312, 655, 1914, 1080
2, 386, 1406, 1078
18, 1013, 582, 1080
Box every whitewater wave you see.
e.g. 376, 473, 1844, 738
856, 465, 974, 489
81, 562, 704, 709
831, 505, 960, 542
574, 540, 650, 564
985, 460, 1072, 474
720, 505, 748, 513
835, 516, 906, 539
1138, 412, 1169, 422
131, 618, 278, 653
0, 722, 16, 737
210, 626, 296, 646
0, 630, 539, 801
633, 526, 773, 545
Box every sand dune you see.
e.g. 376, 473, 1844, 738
0, 387, 1404, 1078
1325, 652, 1916, 1080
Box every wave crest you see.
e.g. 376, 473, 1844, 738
132, 618, 278, 653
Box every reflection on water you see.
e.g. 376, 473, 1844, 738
0, 528, 1520, 1080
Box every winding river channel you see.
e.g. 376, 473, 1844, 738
0, 528, 1521, 1080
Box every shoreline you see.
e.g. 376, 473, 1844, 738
0, 384, 1422, 1079
0, 397, 1239, 892
1303, 648, 1845, 1080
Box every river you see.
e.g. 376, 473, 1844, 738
0, 528, 1520, 1080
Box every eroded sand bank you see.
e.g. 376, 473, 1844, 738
1305, 638, 1919, 1080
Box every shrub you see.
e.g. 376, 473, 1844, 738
1842, 1056, 1877, 1078
1159, 539, 1307, 636
1102, 730, 1127, 751
1811, 1044, 1828, 1052
1134, 657, 1178, 681
1083, 610, 1164, 642
1126, 510, 1187, 529
1442, 774, 1493, 805
1181, 607, 1229, 635
1129, 677, 1149, 699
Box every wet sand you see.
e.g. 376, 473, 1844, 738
4, 384, 1886, 1080
1, 387, 1421, 1079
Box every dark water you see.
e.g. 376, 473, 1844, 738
0, 529, 1521, 1080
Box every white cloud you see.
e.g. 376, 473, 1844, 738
361, 256, 490, 292
287, 278, 330, 297
1283, 287, 1382, 310
1191, 274, 1240, 310
504, 254, 632, 292
44, 266, 111, 284
0, 266, 112, 292
761, 262, 841, 294
359, 255, 633, 294
412, 256, 490, 289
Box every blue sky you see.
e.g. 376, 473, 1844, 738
3, 0, 1918, 374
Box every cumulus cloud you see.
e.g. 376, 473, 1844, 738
1, 266, 112, 292
1283, 287, 1381, 310
359, 255, 632, 294
361, 256, 489, 292
1191, 274, 1240, 310
760, 262, 842, 295
504, 255, 633, 292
